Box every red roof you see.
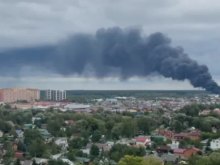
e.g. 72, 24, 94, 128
14, 152, 23, 158
136, 137, 147, 142
173, 149, 186, 154
66, 120, 74, 125
190, 147, 200, 151
157, 130, 174, 136
174, 133, 189, 137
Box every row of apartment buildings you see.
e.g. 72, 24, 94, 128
0, 88, 66, 103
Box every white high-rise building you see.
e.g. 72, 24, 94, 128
45, 90, 66, 101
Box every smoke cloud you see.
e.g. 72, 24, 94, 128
0, 27, 219, 93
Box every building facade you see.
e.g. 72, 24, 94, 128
0, 88, 40, 103
210, 138, 220, 150
45, 90, 66, 101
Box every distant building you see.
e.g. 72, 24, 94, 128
0, 88, 40, 103
45, 90, 66, 101
105, 98, 118, 103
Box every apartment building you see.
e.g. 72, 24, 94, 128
45, 90, 66, 101
0, 88, 40, 103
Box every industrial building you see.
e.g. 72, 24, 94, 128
0, 88, 40, 103
45, 90, 66, 101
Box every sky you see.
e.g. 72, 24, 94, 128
1, 0, 220, 90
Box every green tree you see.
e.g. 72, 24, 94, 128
17, 141, 26, 152
111, 124, 122, 140
4, 142, 15, 158
90, 144, 99, 157
24, 129, 43, 145
172, 120, 183, 133
4, 104, 11, 109
28, 139, 47, 157
118, 155, 144, 165
67, 149, 76, 161
0, 119, 12, 133
121, 118, 137, 138
136, 117, 150, 134
143, 156, 162, 165
69, 138, 83, 149
32, 159, 38, 165
42, 150, 52, 159
105, 120, 115, 139
91, 130, 102, 142
14, 158, 21, 165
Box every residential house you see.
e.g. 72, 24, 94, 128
151, 135, 166, 141
201, 139, 209, 149
199, 110, 211, 115
0, 130, 3, 138
136, 136, 151, 146
14, 152, 24, 158
170, 140, 179, 150
23, 160, 33, 165
116, 138, 136, 146
71, 133, 80, 139
55, 137, 68, 149
183, 148, 201, 158
210, 138, 220, 150
61, 159, 74, 165
161, 154, 179, 164
157, 130, 174, 139
32, 158, 48, 164
32, 117, 41, 124
173, 130, 201, 141
212, 127, 217, 133
37, 129, 51, 142
173, 133, 188, 141
156, 146, 171, 154
83, 143, 109, 155
174, 148, 200, 158
74, 157, 91, 165
15, 130, 24, 138
65, 120, 74, 126
173, 149, 186, 158
106, 141, 114, 147
188, 130, 201, 140
51, 153, 74, 165
24, 124, 34, 129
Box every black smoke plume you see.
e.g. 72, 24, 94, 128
0, 27, 219, 93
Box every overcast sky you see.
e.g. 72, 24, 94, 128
1, 0, 220, 90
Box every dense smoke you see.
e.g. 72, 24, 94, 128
0, 27, 220, 93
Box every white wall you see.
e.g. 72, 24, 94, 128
210, 139, 220, 150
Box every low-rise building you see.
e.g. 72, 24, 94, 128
157, 130, 174, 139
170, 140, 179, 150
174, 148, 200, 158
136, 136, 151, 146
210, 138, 220, 150
156, 146, 171, 154
55, 137, 68, 149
